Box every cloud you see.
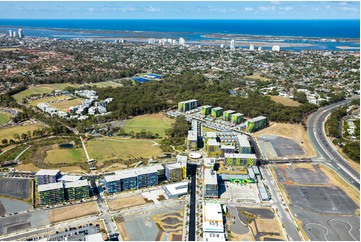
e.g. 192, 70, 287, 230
144, 6, 161, 13
342, 7, 359, 12
259, 6, 276, 11
279, 6, 293, 11
340, 2, 348, 6
244, 7, 254, 12
270, 1, 281, 5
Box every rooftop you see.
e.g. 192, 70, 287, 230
162, 181, 188, 196
64, 179, 89, 188
224, 153, 256, 159
38, 182, 63, 192
203, 203, 224, 233
237, 135, 251, 147
204, 168, 218, 185
248, 116, 267, 122
58, 175, 81, 182
35, 169, 60, 176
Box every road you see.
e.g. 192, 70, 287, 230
261, 166, 302, 241
188, 164, 197, 241
307, 99, 360, 190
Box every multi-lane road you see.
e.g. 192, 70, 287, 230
308, 99, 360, 190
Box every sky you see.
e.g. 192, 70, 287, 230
0, 1, 359, 20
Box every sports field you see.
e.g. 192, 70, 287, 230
85, 137, 163, 163
124, 113, 174, 138
270, 95, 301, 107
0, 112, 11, 125
0, 124, 46, 141
28, 95, 69, 106
50, 98, 83, 111
13, 83, 79, 102
49, 202, 98, 223
44, 148, 87, 164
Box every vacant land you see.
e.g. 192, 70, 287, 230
107, 195, 147, 211
13, 83, 79, 102
244, 74, 270, 82
86, 137, 163, 163
270, 95, 301, 107
89, 81, 123, 88
44, 148, 86, 164
254, 122, 316, 158
0, 124, 46, 141
49, 202, 98, 223
50, 98, 83, 111
124, 113, 174, 138
0, 112, 11, 125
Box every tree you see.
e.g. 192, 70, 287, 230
13, 133, 20, 142
1, 139, 8, 145
21, 133, 28, 140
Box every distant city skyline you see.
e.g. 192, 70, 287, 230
0, 1, 359, 20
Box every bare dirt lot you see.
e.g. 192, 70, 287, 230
270, 96, 301, 107
107, 195, 147, 211
49, 202, 98, 223
254, 123, 316, 158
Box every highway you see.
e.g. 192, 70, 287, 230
308, 99, 360, 190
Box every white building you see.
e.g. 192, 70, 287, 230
8, 30, 12, 37
148, 38, 156, 44
230, 40, 235, 50
18, 29, 23, 38
179, 37, 186, 46
162, 181, 188, 199
272, 45, 280, 52
249, 44, 254, 51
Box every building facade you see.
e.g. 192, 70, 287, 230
211, 107, 223, 118
178, 99, 198, 112
204, 168, 218, 198
224, 153, 257, 166
223, 110, 235, 121
165, 164, 183, 182
246, 116, 268, 132
201, 105, 212, 115
38, 182, 65, 205
64, 179, 90, 201
231, 113, 244, 124
35, 169, 61, 185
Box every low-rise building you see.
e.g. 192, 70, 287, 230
178, 99, 198, 112
246, 116, 268, 132
165, 164, 183, 182
162, 181, 188, 199
203, 203, 224, 233
224, 153, 257, 166
211, 107, 223, 118
223, 110, 235, 121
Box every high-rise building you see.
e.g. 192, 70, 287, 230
187, 130, 198, 150
179, 37, 185, 46
230, 40, 235, 50
249, 44, 254, 51
148, 38, 156, 44
18, 29, 23, 38
35, 169, 61, 185
64, 179, 90, 201
12, 31, 16, 38
38, 182, 65, 205
272, 45, 280, 52
8, 30, 12, 37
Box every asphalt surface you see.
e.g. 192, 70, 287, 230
188, 164, 197, 241
308, 99, 360, 190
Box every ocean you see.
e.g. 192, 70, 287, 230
0, 19, 359, 51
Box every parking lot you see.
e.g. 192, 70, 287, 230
0, 178, 31, 199
47, 224, 99, 241
219, 182, 260, 203
273, 165, 329, 184
258, 135, 304, 158
284, 185, 358, 215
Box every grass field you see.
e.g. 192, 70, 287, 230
28, 95, 70, 106
85, 137, 162, 163
13, 83, 79, 102
0, 124, 46, 141
89, 81, 123, 88
270, 96, 301, 107
124, 113, 174, 138
107, 195, 147, 211
0, 112, 11, 125
245, 74, 270, 82
254, 122, 316, 158
44, 148, 87, 164
50, 98, 83, 111
49, 202, 98, 223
